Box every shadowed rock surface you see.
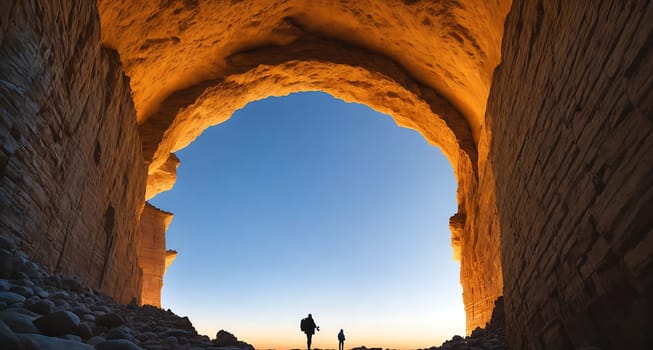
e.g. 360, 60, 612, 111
0, 239, 253, 350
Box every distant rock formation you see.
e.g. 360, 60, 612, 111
214, 329, 255, 350
351, 347, 384, 350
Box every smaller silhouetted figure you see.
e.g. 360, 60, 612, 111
300, 313, 319, 350
338, 329, 346, 350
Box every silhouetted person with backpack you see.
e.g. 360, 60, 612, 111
338, 329, 345, 350
300, 313, 319, 350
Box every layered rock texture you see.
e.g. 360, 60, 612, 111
1, 0, 652, 349
488, 1, 653, 348
0, 0, 146, 304
138, 203, 176, 308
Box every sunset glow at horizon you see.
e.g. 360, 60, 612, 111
151, 92, 465, 350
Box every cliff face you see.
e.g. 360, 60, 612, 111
0, 0, 146, 303
1, 0, 651, 348
138, 203, 175, 307
488, 1, 653, 348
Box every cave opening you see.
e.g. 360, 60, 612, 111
148, 91, 464, 349
131, 38, 504, 337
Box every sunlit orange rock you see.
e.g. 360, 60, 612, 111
146, 153, 180, 200
98, 0, 510, 332
165, 249, 178, 273
138, 203, 174, 307
99, 0, 510, 139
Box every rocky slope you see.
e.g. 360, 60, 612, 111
0, 236, 252, 350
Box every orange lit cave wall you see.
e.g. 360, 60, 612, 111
0, 1, 146, 303
138, 203, 177, 307
488, 0, 653, 348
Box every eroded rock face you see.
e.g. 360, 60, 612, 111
137, 204, 173, 307
489, 0, 653, 348
0, 0, 146, 304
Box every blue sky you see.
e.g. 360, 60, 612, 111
150, 92, 464, 349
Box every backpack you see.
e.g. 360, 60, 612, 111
300, 318, 308, 332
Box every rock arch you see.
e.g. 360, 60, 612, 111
141, 43, 477, 197
100, 0, 510, 333
137, 44, 499, 332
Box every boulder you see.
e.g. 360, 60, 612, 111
0, 291, 26, 304
26, 299, 55, 315
10, 286, 34, 298
0, 319, 23, 350
136, 331, 156, 342
0, 249, 13, 279
0, 236, 16, 251
95, 339, 146, 350
72, 305, 92, 317
59, 334, 82, 342
86, 335, 107, 346
13, 257, 42, 279
0, 278, 11, 291
50, 291, 70, 300
15, 278, 35, 287
33, 310, 80, 336
34, 288, 49, 299
166, 327, 194, 338
17, 333, 94, 350
93, 305, 112, 313
12, 272, 30, 281
106, 326, 136, 342
214, 330, 239, 347
0, 309, 39, 334
97, 313, 126, 328
76, 322, 93, 340
160, 335, 178, 345
59, 275, 84, 292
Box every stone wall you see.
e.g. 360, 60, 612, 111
138, 202, 175, 307
460, 136, 504, 333
0, 0, 147, 303
488, 0, 653, 348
